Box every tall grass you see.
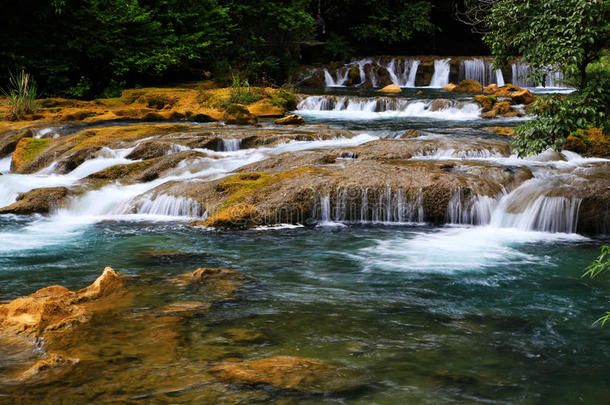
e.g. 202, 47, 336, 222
2, 70, 38, 119
224, 75, 262, 107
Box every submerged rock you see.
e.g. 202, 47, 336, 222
0, 267, 124, 341
210, 356, 360, 393
173, 267, 245, 298
157, 301, 211, 316
0, 186, 71, 215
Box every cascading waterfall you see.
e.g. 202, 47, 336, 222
312, 178, 586, 233
459, 58, 505, 87
324, 68, 349, 87
296, 95, 481, 120
129, 194, 206, 217
429, 58, 451, 87
386, 58, 420, 87
314, 187, 425, 224
511, 62, 567, 88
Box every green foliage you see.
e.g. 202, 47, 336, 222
2, 70, 38, 119
583, 246, 610, 326
323, 33, 355, 62
352, 0, 435, 43
484, 0, 609, 89
225, 76, 262, 107
511, 75, 609, 156
270, 86, 298, 111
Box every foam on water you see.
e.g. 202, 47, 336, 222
354, 226, 587, 274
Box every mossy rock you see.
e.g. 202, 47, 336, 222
452, 80, 483, 93
223, 104, 257, 125
11, 138, 51, 171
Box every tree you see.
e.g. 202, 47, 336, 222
483, 0, 609, 90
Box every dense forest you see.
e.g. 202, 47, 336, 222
1, 0, 483, 98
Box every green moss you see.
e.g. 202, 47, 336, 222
21, 138, 50, 161
88, 160, 156, 179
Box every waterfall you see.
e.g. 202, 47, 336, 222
429, 58, 451, 87
324, 68, 349, 87
386, 58, 420, 87
511, 62, 535, 87
458, 59, 505, 87
314, 187, 425, 224
495, 69, 505, 87
221, 139, 241, 152
311, 178, 584, 233
131, 194, 205, 217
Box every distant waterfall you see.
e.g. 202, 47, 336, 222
296, 95, 481, 119
458, 58, 505, 87
386, 59, 420, 87
429, 58, 451, 87
511, 62, 566, 88
324, 69, 349, 87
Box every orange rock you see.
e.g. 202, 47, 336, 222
210, 356, 360, 393
441, 83, 457, 91
511, 88, 536, 105
377, 84, 402, 93
173, 267, 245, 298
451, 80, 483, 93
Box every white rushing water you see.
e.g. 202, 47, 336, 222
296, 95, 481, 120
429, 58, 451, 87
459, 58, 505, 87
322, 57, 422, 87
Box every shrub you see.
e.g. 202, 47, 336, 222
583, 246, 610, 326
223, 76, 263, 108
2, 70, 38, 120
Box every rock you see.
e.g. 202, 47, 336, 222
474, 94, 495, 112
564, 128, 609, 158
297, 70, 325, 87
173, 267, 245, 298
377, 84, 402, 93
429, 99, 451, 112
511, 88, 536, 105
210, 356, 360, 393
492, 83, 522, 97
223, 104, 258, 125
0, 186, 71, 215
0, 128, 34, 158
126, 141, 173, 160
482, 127, 514, 137
347, 66, 360, 85
441, 83, 457, 91
17, 352, 79, 380
416, 90, 424, 95
483, 84, 499, 93
451, 80, 483, 93
274, 114, 305, 125
55, 146, 102, 174
400, 129, 423, 139
481, 101, 516, 119
0, 267, 124, 341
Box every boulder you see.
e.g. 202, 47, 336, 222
297, 70, 325, 87
223, 104, 258, 125
274, 114, 305, 125
55, 146, 102, 174
510, 88, 536, 105
173, 267, 245, 298
16, 352, 79, 380
474, 95, 495, 112
0, 128, 34, 158
0, 267, 124, 340
441, 83, 457, 91
377, 84, 402, 93
210, 356, 361, 393
126, 141, 173, 160
0, 187, 71, 215
429, 99, 452, 112
451, 80, 483, 93
483, 84, 499, 93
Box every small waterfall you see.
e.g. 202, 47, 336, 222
386, 58, 420, 87
511, 62, 535, 87
324, 68, 349, 87
429, 58, 451, 87
511, 62, 566, 88
313, 187, 425, 224
131, 194, 205, 217
458, 59, 505, 87
446, 189, 498, 225
221, 139, 241, 152
489, 178, 581, 233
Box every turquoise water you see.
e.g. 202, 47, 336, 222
1, 214, 609, 403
